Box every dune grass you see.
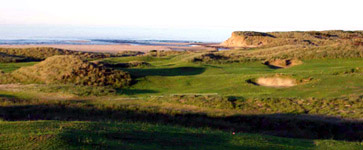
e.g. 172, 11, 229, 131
1, 55, 132, 87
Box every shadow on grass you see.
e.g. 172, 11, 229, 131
0, 52, 41, 63
59, 123, 315, 150
0, 94, 17, 98
265, 65, 282, 69
119, 67, 206, 77
116, 89, 159, 95
0, 94, 29, 103
246, 79, 260, 86
0, 102, 362, 142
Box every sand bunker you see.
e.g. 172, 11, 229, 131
264, 59, 302, 68
255, 77, 297, 87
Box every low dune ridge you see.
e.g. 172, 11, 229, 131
221, 30, 363, 48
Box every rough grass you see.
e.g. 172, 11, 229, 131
1, 121, 361, 150
148, 94, 363, 119
0, 52, 31, 63
0, 47, 131, 63
93, 60, 152, 68
147, 50, 186, 57
5, 55, 131, 88
0, 92, 362, 141
194, 44, 363, 63
33, 84, 117, 96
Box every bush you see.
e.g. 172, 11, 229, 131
192, 53, 229, 63
117, 51, 145, 56
93, 60, 151, 68
147, 50, 185, 57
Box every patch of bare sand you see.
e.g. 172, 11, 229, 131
0, 84, 77, 100
0, 84, 35, 92
256, 77, 297, 87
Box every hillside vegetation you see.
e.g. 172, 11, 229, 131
1, 55, 131, 88
0, 47, 142, 63
221, 30, 363, 48
196, 31, 363, 63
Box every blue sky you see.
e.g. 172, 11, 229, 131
1, 0, 362, 41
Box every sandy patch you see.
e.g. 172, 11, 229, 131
256, 77, 297, 87
0, 84, 36, 92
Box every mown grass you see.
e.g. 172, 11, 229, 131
1, 121, 361, 150
110, 57, 363, 99
0, 62, 38, 73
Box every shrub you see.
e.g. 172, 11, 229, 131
117, 51, 145, 57
0, 53, 23, 63
147, 50, 185, 57
93, 61, 151, 68
192, 53, 229, 63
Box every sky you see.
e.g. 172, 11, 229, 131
1, 0, 363, 42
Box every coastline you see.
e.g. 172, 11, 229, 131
0, 43, 219, 53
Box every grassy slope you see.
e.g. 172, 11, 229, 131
0, 121, 362, 150
104, 55, 363, 99
0, 62, 38, 73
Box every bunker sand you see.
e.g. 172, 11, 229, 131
256, 77, 297, 87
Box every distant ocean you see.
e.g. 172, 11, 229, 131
0, 25, 233, 45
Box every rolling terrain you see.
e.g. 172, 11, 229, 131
0, 31, 362, 149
